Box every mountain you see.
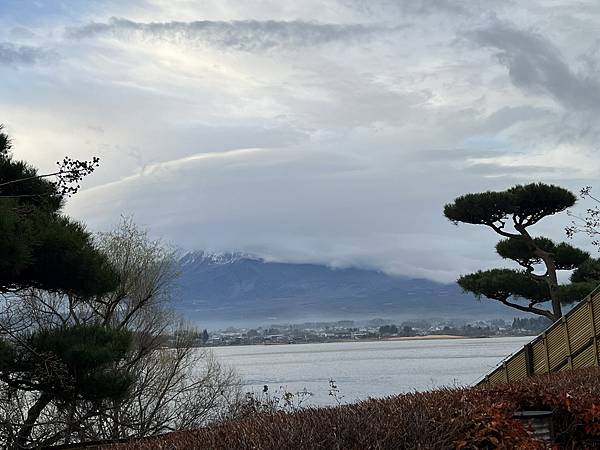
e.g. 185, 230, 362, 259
174, 252, 517, 327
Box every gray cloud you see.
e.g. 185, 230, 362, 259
67, 17, 394, 51
340, 0, 466, 16
10, 27, 37, 40
481, 106, 551, 133
467, 20, 600, 111
0, 42, 50, 66
463, 162, 568, 178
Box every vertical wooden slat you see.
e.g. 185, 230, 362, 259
589, 298, 600, 366
543, 333, 550, 373
563, 316, 573, 369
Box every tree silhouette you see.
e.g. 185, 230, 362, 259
0, 126, 132, 448
445, 183, 596, 321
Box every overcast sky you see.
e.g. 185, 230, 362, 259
2, 0, 600, 282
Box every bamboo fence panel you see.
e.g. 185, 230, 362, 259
480, 285, 600, 386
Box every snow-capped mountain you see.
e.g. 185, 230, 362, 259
173, 251, 517, 327
179, 251, 254, 267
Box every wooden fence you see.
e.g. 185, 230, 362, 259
479, 284, 600, 386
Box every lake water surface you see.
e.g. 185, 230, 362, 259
212, 336, 533, 405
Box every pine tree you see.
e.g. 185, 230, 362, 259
0, 126, 132, 447
444, 183, 596, 321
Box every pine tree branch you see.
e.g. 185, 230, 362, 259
0, 169, 76, 189
488, 222, 521, 239
498, 298, 556, 321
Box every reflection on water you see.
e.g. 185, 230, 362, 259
211, 336, 533, 405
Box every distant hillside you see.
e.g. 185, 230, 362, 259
173, 252, 518, 327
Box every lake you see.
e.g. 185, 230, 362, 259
212, 336, 533, 405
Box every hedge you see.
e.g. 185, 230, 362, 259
104, 367, 600, 449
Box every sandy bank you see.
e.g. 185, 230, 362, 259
383, 334, 467, 341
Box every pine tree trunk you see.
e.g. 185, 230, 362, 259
536, 249, 562, 321
546, 261, 562, 320
522, 230, 562, 321
12, 392, 52, 449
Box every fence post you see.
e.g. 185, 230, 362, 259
524, 343, 534, 376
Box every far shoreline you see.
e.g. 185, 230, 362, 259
200, 334, 539, 348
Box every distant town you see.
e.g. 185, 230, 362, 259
170, 316, 550, 347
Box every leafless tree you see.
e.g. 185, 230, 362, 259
567, 186, 600, 249
0, 218, 243, 448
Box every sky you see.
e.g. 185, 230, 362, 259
2, 0, 600, 282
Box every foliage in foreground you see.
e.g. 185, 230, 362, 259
106, 367, 600, 450
0, 120, 243, 446
0, 125, 114, 296
0, 219, 243, 448
0, 126, 134, 448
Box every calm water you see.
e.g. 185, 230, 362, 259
212, 336, 532, 405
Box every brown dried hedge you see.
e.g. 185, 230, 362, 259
105, 367, 600, 450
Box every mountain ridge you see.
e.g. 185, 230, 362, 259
173, 251, 519, 327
